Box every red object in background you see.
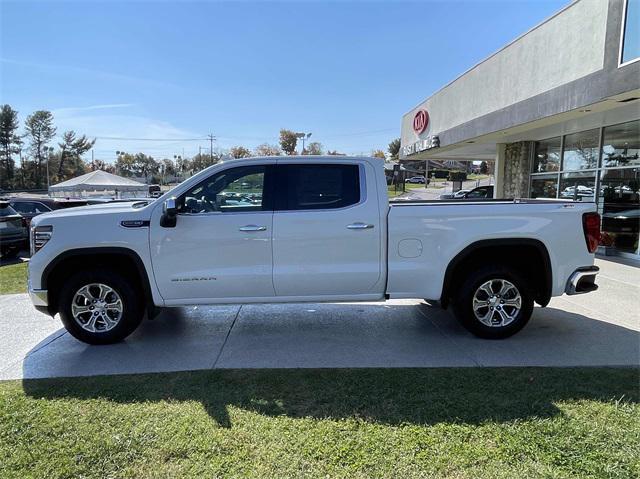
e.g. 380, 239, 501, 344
582, 212, 601, 253
599, 231, 614, 247
413, 110, 429, 134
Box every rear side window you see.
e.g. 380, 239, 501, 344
277, 164, 360, 211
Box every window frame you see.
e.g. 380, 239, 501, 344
619, 0, 640, 67
274, 163, 365, 212
176, 164, 276, 215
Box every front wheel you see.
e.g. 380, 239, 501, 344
452, 266, 533, 339
58, 268, 144, 345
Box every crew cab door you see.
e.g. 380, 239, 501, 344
149, 163, 275, 302
271, 161, 383, 297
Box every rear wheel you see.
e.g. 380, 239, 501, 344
58, 268, 144, 345
452, 265, 533, 339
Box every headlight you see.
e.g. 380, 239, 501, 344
31, 225, 53, 255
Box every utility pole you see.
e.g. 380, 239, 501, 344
207, 133, 216, 162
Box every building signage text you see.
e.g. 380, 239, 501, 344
402, 135, 440, 156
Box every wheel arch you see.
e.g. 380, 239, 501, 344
440, 238, 552, 308
42, 247, 156, 315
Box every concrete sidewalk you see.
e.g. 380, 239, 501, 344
0, 258, 638, 380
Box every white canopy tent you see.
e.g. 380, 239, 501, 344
49, 170, 149, 198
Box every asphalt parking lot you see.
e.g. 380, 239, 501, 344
0, 257, 638, 380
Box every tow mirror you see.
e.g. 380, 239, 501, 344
160, 197, 177, 228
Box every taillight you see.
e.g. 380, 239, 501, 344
582, 212, 601, 254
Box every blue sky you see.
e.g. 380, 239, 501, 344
1, 0, 566, 161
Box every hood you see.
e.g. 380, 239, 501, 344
31, 200, 154, 226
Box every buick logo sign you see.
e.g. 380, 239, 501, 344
413, 109, 429, 135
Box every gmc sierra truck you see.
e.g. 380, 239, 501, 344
27, 156, 601, 344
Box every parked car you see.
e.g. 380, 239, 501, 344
602, 207, 640, 235
27, 156, 600, 345
9, 197, 95, 228
440, 186, 493, 200
560, 185, 595, 201
440, 189, 471, 200
405, 176, 426, 184
0, 200, 28, 258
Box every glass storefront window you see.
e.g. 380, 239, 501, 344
602, 120, 640, 167
621, 0, 640, 64
562, 129, 600, 170
599, 167, 640, 254
530, 174, 559, 198
533, 137, 561, 173
559, 171, 596, 201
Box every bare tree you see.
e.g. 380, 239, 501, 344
230, 146, 252, 158
254, 143, 281, 156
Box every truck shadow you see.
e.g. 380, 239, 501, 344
19, 303, 640, 428
21, 366, 639, 429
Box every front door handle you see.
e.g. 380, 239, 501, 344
347, 222, 375, 230
239, 225, 267, 232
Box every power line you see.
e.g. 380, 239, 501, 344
89, 136, 207, 141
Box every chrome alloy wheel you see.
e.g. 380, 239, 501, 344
71, 283, 124, 333
472, 279, 522, 327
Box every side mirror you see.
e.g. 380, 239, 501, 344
160, 197, 177, 228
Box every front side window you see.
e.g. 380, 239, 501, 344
277, 164, 360, 210
621, 0, 640, 64
178, 165, 267, 214
602, 120, 640, 167
533, 137, 561, 173
562, 129, 600, 171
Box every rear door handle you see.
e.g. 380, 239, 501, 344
347, 222, 375, 230
239, 225, 267, 232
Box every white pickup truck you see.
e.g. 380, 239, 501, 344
27, 156, 601, 344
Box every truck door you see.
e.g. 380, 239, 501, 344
271, 161, 383, 297
149, 164, 276, 302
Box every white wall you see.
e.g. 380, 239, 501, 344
401, 0, 608, 149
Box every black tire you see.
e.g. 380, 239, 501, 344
58, 268, 144, 345
451, 265, 534, 339
1, 247, 19, 259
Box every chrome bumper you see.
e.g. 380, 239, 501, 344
565, 266, 599, 295
29, 287, 48, 307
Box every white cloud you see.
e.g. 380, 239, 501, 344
53, 104, 135, 114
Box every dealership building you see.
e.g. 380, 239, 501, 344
400, 0, 640, 258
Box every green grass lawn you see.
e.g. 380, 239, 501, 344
1, 368, 638, 478
0, 262, 27, 295
468, 174, 490, 181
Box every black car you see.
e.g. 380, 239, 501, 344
460, 185, 494, 199
9, 197, 91, 227
0, 200, 28, 259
